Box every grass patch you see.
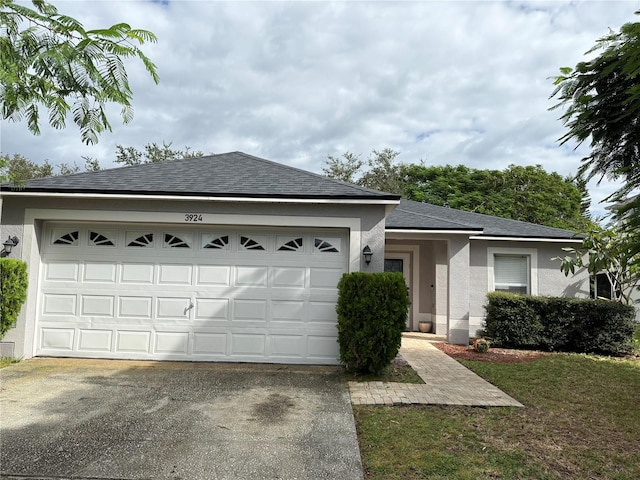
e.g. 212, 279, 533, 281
345, 357, 424, 384
355, 353, 639, 479
0, 357, 20, 369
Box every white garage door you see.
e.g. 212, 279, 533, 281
36, 223, 348, 364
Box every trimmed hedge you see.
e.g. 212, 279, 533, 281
336, 272, 410, 374
0, 258, 28, 339
483, 292, 636, 356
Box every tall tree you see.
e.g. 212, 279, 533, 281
359, 149, 404, 194
0, 0, 159, 144
550, 11, 640, 246
322, 152, 363, 184
323, 149, 404, 194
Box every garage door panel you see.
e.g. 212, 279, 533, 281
121, 263, 154, 284
156, 297, 192, 319
195, 298, 229, 320
309, 302, 339, 323
116, 331, 150, 353
310, 268, 344, 288
235, 266, 268, 286
119, 296, 153, 318
231, 333, 266, 356
78, 329, 112, 352
41, 328, 75, 350
193, 333, 227, 355
83, 262, 117, 283
272, 267, 306, 288
270, 335, 304, 357
233, 299, 267, 322
271, 301, 305, 322
45, 261, 79, 282
43, 294, 77, 315
154, 332, 189, 354
38, 224, 348, 364
158, 264, 193, 285
196, 265, 231, 285
80, 295, 115, 317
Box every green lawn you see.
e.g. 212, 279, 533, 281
354, 353, 640, 479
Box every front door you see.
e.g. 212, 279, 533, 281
384, 254, 412, 329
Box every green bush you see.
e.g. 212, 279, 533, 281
569, 300, 636, 355
336, 272, 410, 374
483, 292, 542, 348
484, 292, 636, 356
0, 258, 28, 339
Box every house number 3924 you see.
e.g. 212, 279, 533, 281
184, 214, 203, 222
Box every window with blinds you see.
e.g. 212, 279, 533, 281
494, 254, 529, 294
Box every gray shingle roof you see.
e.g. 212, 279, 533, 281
387, 199, 581, 239
1, 152, 400, 200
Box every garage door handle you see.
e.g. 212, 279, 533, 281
184, 302, 194, 315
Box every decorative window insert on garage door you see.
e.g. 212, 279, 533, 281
36, 223, 349, 364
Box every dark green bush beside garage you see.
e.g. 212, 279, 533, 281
336, 272, 410, 374
0, 258, 28, 339
483, 292, 636, 356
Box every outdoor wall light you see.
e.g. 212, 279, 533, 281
1, 235, 19, 256
362, 245, 373, 265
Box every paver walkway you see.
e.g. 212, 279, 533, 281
348, 335, 523, 407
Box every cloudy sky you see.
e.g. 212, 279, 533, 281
1, 0, 638, 217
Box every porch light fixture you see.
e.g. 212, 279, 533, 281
2, 235, 19, 256
362, 245, 373, 265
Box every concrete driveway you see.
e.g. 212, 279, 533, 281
0, 358, 363, 480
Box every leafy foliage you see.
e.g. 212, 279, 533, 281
323, 148, 404, 194
1, 152, 53, 182
336, 272, 410, 374
402, 163, 591, 230
556, 223, 640, 305
0, 152, 83, 182
323, 151, 363, 185
1, 140, 205, 183
550, 11, 640, 259
0, 258, 28, 339
323, 151, 592, 230
115, 142, 204, 166
0, 0, 159, 144
484, 292, 636, 355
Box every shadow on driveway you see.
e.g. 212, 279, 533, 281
0, 358, 363, 480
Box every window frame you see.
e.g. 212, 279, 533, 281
487, 247, 538, 296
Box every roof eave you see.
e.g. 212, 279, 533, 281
0, 189, 400, 204
386, 228, 483, 235
469, 235, 583, 243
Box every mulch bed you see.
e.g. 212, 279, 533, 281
433, 342, 550, 363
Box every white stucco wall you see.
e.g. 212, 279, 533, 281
0, 195, 389, 358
